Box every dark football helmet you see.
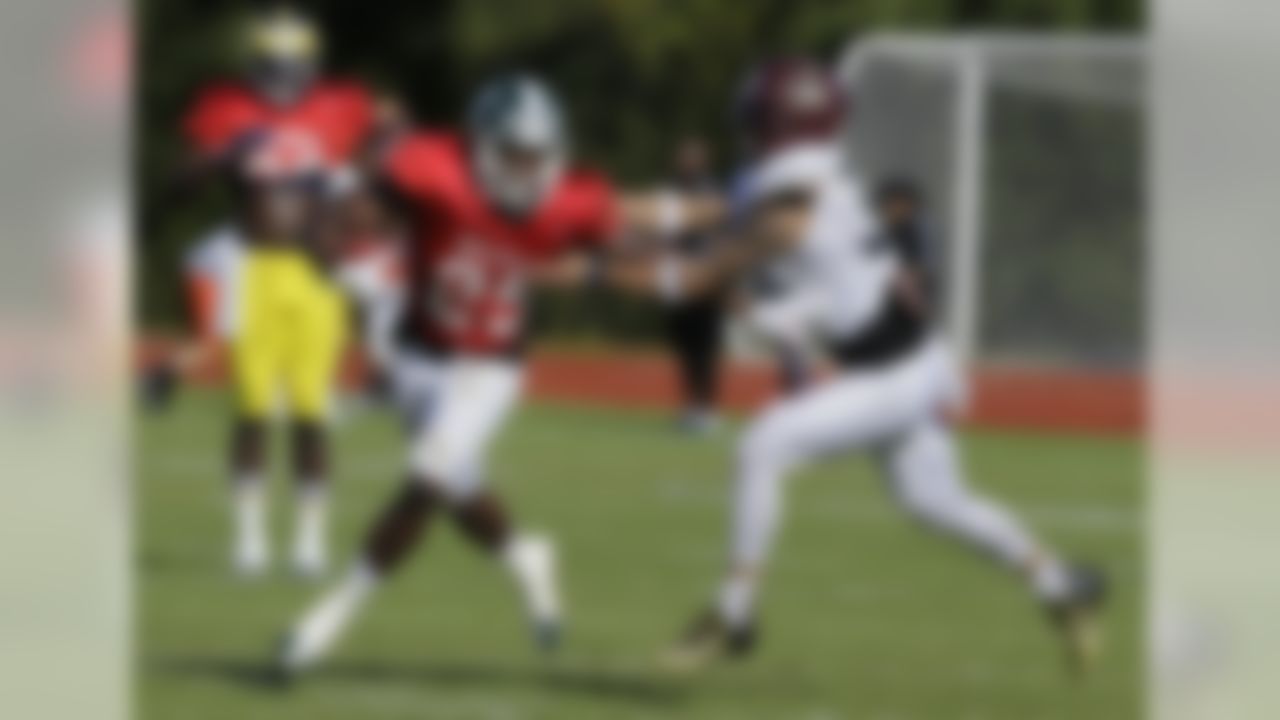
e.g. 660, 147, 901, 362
733, 57, 846, 156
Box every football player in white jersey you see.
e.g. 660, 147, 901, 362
617, 57, 1107, 674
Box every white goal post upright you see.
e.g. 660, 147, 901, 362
950, 45, 988, 371
838, 34, 1145, 374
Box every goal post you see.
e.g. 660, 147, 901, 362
837, 34, 1146, 382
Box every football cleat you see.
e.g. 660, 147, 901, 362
272, 632, 304, 687
659, 608, 756, 674
1045, 563, 1109, 676
274, 570, 373, 679
533, 620, 562, 654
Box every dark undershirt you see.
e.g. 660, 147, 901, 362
826, 220, 935, 369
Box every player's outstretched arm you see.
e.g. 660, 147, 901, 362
618, 190, 727, 243
604, 188, 813, 301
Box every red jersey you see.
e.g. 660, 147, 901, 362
183, 78, 373, 182
382, 131, 617, 356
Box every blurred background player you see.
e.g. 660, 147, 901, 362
657, 137, 726, 434
278, 73, 621, 675
873, 177, 938, 317
163, 7, 376, 578
139, 227, 242, 411
619, 57, 1108, 674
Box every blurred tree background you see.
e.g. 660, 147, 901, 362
140, 0, 1141, 341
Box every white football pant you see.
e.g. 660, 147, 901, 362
730, 338, 1042, 573
391, 353, 523, 501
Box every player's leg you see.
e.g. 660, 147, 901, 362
881, 420, 1108, 672
414, 361, 562, 649
278, 352, 448, 674
288, 420, 329, 576
284, 275, 347, 577
444, 485, 561, 649
279, 357, 554, 674
666, 367, 909, 668
666, 342, 951, 669
278, 475, 446, 675
665, 297, 723, 433
228, 412, 269, 576
881, 419, 1062, 588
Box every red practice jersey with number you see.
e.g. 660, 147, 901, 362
183, 79, 374, 181
381, 131, 617, 356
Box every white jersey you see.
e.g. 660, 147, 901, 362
183, 224, 245, 340
740, 142, 900, 351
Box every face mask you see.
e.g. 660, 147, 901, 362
474, 139, 566, 216
250, 58, 316, 107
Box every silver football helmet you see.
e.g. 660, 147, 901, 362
467, 73, 568, 216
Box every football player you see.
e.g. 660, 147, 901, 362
617, 58, 1109, 675
277, 73, 620, 675
139, 225, 243, 412
165, 7, 377, 578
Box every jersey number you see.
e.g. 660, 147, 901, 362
429, 242, 524, 346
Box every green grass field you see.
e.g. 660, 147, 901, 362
140, 390, 1142, 719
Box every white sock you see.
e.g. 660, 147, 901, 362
293, 482, 329, 575
716, 572, 757, 630
501, 534, 560, 625
1030, 554, 1073, 602
283, 560, 379, 671
232, 475, 268, 573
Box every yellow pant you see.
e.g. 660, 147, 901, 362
231, 249, 347, 421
